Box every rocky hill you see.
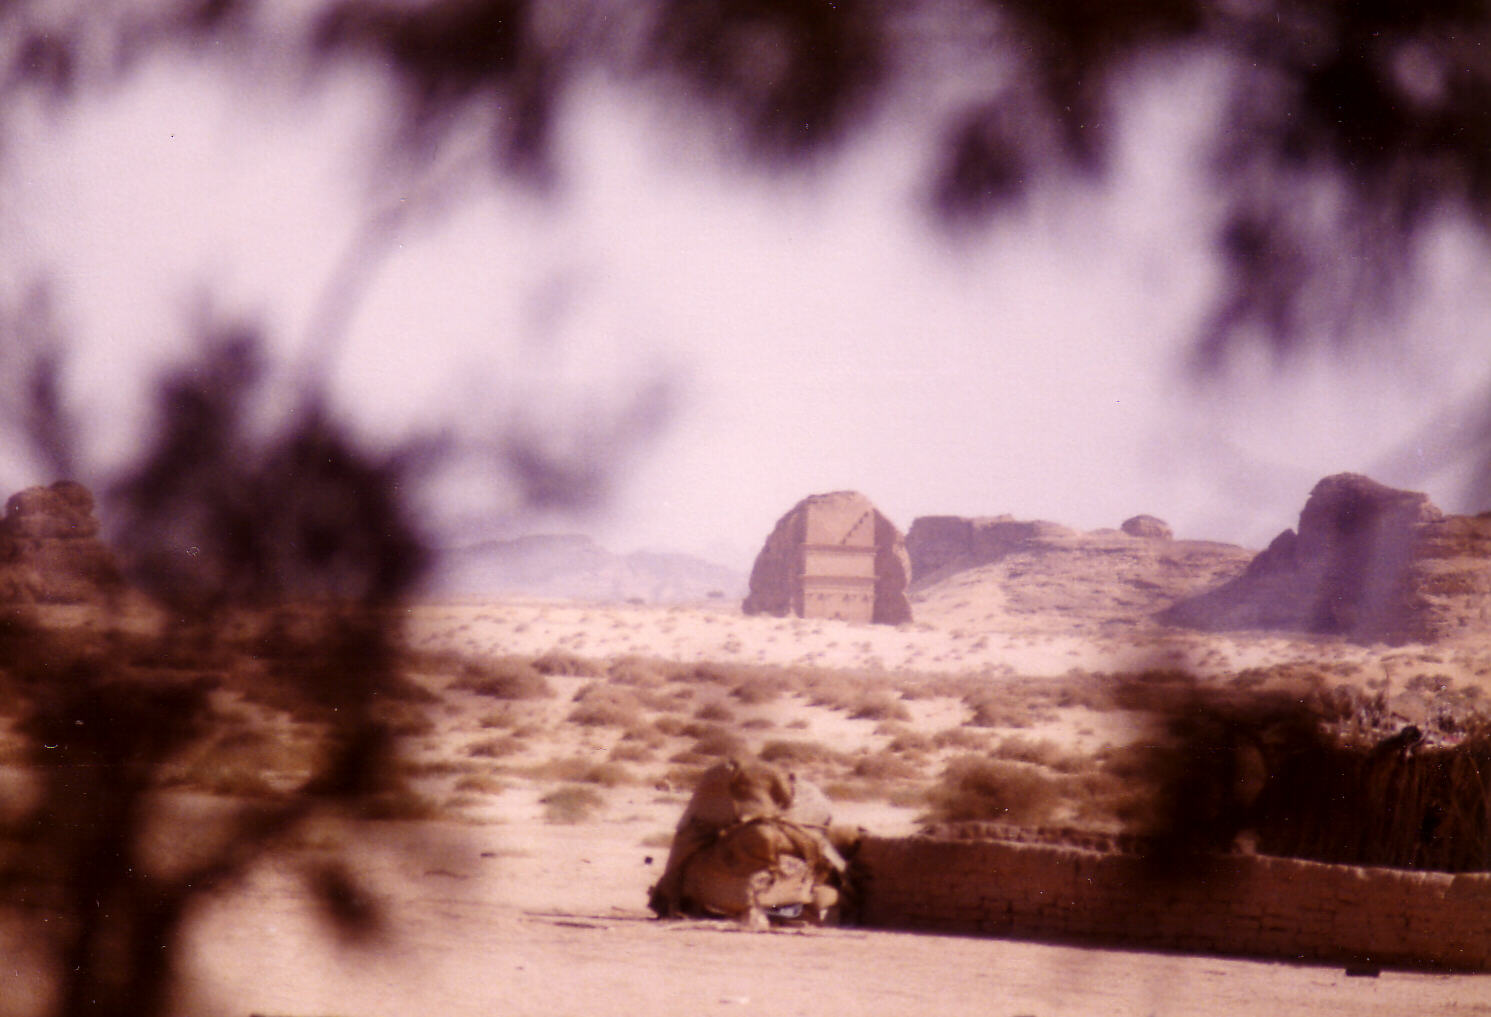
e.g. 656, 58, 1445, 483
1163, 473, 1491, 644
0, 481, 121, 604
907, 513, 1255, 635
432, 534, 746, 604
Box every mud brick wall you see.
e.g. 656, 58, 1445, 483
856, 836, 1491, 970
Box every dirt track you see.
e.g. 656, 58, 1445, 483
173, 819, 1491, 1017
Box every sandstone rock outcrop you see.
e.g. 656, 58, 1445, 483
908, 513, 1253, 634
742, 491, 912, 624
1121, 514, 1172, 540
1162, 472, 1491, 644
904, 515, 1079, 586
0, 481, 122, 604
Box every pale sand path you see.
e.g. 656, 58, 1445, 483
176, 816, 1491, 1017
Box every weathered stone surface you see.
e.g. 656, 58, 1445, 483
1121, 514, 1173, 540
1163, 473, 1491, 643
0, 481, 121, 604
742, 491, 912, 624
905, 510, 1252, 633
905, 515, 1078, 586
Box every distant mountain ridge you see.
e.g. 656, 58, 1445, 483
433, 533, 746, 603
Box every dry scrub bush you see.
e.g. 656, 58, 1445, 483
605, 655, 668, 688
532, 649, 606, 677
930, 727, 990, 751
964, 691, 1037, 729
850, 691, 912, 722
520, 756, 633, 787
356, 782, 445, 821
740, 716, 775, 731
759, 739, 845, 768
453, 773, 508, 794
607, 741, 655, 764
566, 684, 645, 728
466, 735, 526, 759
693, 697, 736, 723
991, 735, 1086, 774
158, 727, 320, 797
541, 785, 605, 824
669, 726, 747, 763
923, 755, 1065, 826
850, 750, 924, 781
449, 657, 554, 700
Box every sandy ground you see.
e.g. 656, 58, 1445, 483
11, 595, 1491, 1015
177, 814, 1491, 1017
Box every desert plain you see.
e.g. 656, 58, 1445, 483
4, 585, 1466, 1017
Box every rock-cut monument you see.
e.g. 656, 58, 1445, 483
742, 491, 912, 624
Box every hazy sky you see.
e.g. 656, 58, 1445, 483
6, 45, 1491, 571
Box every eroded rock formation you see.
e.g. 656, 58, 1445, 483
0, 481, 121, 604
742, 491, 912, 624
1121, 514, 1173, 540
1163, 473, 1491, 643
908, 512, 1253, 634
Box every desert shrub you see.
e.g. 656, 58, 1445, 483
579, 761, 633, 787
849, 692, 911, 723
730, 669, 793, 705
606, 655, 668, 688
694, 697, 735, 723
467, 735, 526, 759
822, 779, 883, 802
685, 662, 745, 686
476, 707, 527, 730
532, 649, 606, 677
991, 736, 1086, 774
850, 751, 923, 781
454, 773, 508, 794
964, 691, 1034, 728
740, 716, 775, 731
357, 783, 444, 821
923, 755, 1064, 826
372, 700, 436, 738
540, 785, 605, 824
759, 739, 844, 767
669, 726, 747, 763
930, 727, 990, 751
802, 672, 862, 711
607, 741, 655, 764
449, 657, 554, 700
617, 722, 667, 748
885, 729, 933, 755
653, 715, 689, 737
639, 830, 675, 849
566, 684, 644, 728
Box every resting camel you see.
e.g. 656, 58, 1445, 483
648, 756, 849, 927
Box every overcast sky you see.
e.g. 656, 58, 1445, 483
6, 45, 1491, 571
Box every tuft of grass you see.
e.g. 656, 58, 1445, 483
532, 649, 606, 677
541, 785, 605, 824
467, 735, 526, 759
850, 751, 924, 781
449, 657, 554, 700
454, 773, 509, 794
849, 692, 912, 723
759, 739, 844, 768
694, 697, 736, 723
990, 735, 1086, 774
566, 684, 644, 728
922, 755, 1065, 826
669, 725, 747, 763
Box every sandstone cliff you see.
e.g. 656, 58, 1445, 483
908, 514, 1253, 635
743, 491, 912, 624
0, 481, 122, 604
1162, 473, 1491, 644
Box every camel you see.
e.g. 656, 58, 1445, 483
648, 756, 850, 926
